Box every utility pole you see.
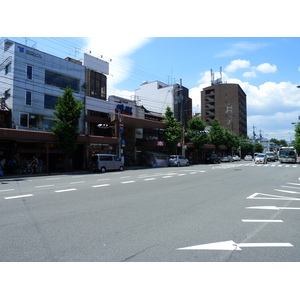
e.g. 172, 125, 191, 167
180, 79, 185, 156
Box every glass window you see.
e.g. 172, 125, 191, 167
44, 94, 58, 109
45, 70, 79, 92
20, 113, 28, 127
89, 70, 107, 100
27, 65, 33, 80
5, 63, 11, 75
26, 91, 32, 105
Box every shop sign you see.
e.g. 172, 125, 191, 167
116, 104, 132, 115
156, 141, 165, 146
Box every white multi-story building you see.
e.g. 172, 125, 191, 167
133, 80, 192, 127
0, 39, 86, 132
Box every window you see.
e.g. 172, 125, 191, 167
27, 65, 33, 80
45, 70, 80, 92
20, 113, 28, 127
5, 63, 11, 75
89, 70, 107, 100
44, 94, 58, 109
26, 91, 32, 105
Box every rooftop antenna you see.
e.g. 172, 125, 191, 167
220, 66, 222, 84
211, 69, 214, 85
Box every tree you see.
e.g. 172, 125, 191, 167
253, 142, 264, 153
223, 129, 240, 154
162, 106, 182, 154
185, 117, 209, 162
293, 123, 300, 154
52, 87, 84, 170
208, 118, 225, 155
270, 138, 288, 147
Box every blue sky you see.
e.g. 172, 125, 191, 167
4, 36, 300, 142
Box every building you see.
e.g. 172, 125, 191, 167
133, 80, 192, 127
0, 39, 167, 172
201, 82, 247, 137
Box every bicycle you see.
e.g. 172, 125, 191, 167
17, 163, 34, 175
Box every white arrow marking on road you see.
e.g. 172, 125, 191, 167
275, 189, 300, 195
246, 206, 300, 210
177, 240, 293, 251
242, 219, 283, 222
247, 192, 300, 200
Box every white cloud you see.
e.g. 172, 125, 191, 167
255, 63, 277, 73
225, 59, 250, 72
190, 70, 300, 141
216, 41, 269, 57
85, 37, 152, 93
243, 70, 257, 78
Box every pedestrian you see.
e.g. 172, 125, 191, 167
32, 156, 39, 173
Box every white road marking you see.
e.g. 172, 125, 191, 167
92, 184, 110, 188
55, 188, 77, 193
5, 194, 33, 199
46, 177, 61, 180
246, 206, 300, 210
247, 192, 300, 200
242, 219, 283, 223
275, 189, 300, 194
121, 181, 135, 184
144, 178, 156, 181
0, 189, 15, 192
162, 176, 172, 178
97, 178, 110, 181
71, 175, 85, 178
35, 184, 55, 188
70, 181, 85, 185
177, 240, 293, 251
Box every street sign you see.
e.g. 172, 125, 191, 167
119, 123, 124, 128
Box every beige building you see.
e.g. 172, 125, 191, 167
201, 83, 247, 137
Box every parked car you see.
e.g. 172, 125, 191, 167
265, 152, 276, 162
232, 155, 241, 161
204, 153, 220, 164
168, 155, 189, 167
244, 155, 253, 161
91, 154, 124, 173
221, 156, 233, 162
255, 153, 267, 164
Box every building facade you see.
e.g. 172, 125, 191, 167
0, 39, 167, 172
201, 83, 247, 137
133, 80, 192, 127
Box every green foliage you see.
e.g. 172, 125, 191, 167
253, 142, 264, 153
186, 117, 209, 160
52, 87, 84, 158
208, 119, 226, 153
223, 129, 240, 152
270, 138, 288, 147
292, 123, 300, 153
162, 107, 182, 154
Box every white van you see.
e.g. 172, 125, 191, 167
91, 154, 124, 173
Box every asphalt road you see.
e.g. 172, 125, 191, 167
1, 160, 300, 262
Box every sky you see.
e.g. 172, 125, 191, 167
2, 1, 300, 143
4, 36, 299, 142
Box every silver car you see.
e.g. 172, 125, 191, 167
168, 155, 189, 167
255, 153, 267, 164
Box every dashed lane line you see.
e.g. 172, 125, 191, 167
92, 184, 110, 188
4, 194, 33, 200
55, 188, 77, 193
